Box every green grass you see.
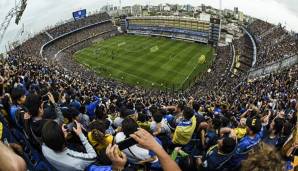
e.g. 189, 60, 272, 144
74, 35, 214, 90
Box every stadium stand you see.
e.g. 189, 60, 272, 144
248, 20, 298, 68
247, 19, 274, 39
124, 16, 220, 44
0, 11, 298, 171
187, 45, 233, 95
232, 33, 254, 73
46, 12, 111, 38
42, 22, 117, 59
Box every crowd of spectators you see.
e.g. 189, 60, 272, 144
43, 22, 116, 59
248, 20, 298, 67
233, 34, 254, 71
187, 45, 233, 96
247, 19, 274, 39
46, 12, 110, 38
0, 12, 298, 171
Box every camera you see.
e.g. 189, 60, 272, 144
117, 137, 138, 150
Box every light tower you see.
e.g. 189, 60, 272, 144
0, 0, 28, 47
218, 0, 222, 43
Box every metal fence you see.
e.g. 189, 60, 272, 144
248, 55, 298, 78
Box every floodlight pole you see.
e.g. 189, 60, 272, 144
219, 0, 222, 44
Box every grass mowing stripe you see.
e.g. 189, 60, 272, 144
155, 44, 194, 85
120, 39, 182, 79
74, 35, 214, 90
157, 43, 201, 85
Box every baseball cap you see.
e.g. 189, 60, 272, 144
246, 117, 262, 133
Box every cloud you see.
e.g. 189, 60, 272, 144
274, 0, 298, 16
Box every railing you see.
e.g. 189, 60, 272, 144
242, 26, 257, 67
230, 43, 236, 72
248, 55, 298, 78
54, 30, 117, 59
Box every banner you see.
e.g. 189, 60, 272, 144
73, 9, 87, 21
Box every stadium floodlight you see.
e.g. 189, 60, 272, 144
218, 0, 222, 43
15, 0, 28, 25
0, 0, 28, 46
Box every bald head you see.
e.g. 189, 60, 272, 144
0, 142, 26, 171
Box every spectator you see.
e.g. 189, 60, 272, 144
24, 93, 64, 146
85, 96, 101, 120
9, 87, 27, 128
172, 107, 196, 145
241, 142, 285, 171
130, 128, 181, 171
0, 142, 27, 171
87, 120, 113, 154
150, 109, 171, 138
114, 108, 137, 128
115, 118, 159, 165
41, 120, 97, 171
200, 128, 237, 170
232, 117, 266, 167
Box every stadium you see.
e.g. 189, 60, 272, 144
0, 1, 298, 171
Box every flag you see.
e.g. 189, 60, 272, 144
198, 55, 206, 64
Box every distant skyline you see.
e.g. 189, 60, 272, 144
0, 0, 298, 52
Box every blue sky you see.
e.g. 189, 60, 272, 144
0, 0, 297, 52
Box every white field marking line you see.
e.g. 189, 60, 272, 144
179, 63, 198, 88
89, 37, 186, 84
179, 52, 208, 88
100, 40, 184, 76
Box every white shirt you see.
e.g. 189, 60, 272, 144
115, 132, 156, 164
150, 119, 171, 138
42, 133, 97, 171
113, 117, 124, 128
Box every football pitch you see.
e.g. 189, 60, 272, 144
74, 35, 214, 90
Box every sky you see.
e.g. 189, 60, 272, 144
0, 0, 298, 52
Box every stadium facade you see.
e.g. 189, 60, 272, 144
121, 16, 220, 44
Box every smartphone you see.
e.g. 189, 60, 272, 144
42, 94, 49, 102
64, 122, 77, 132
117, 137, 138, 151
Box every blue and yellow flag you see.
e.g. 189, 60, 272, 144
173, 116, 197, 145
